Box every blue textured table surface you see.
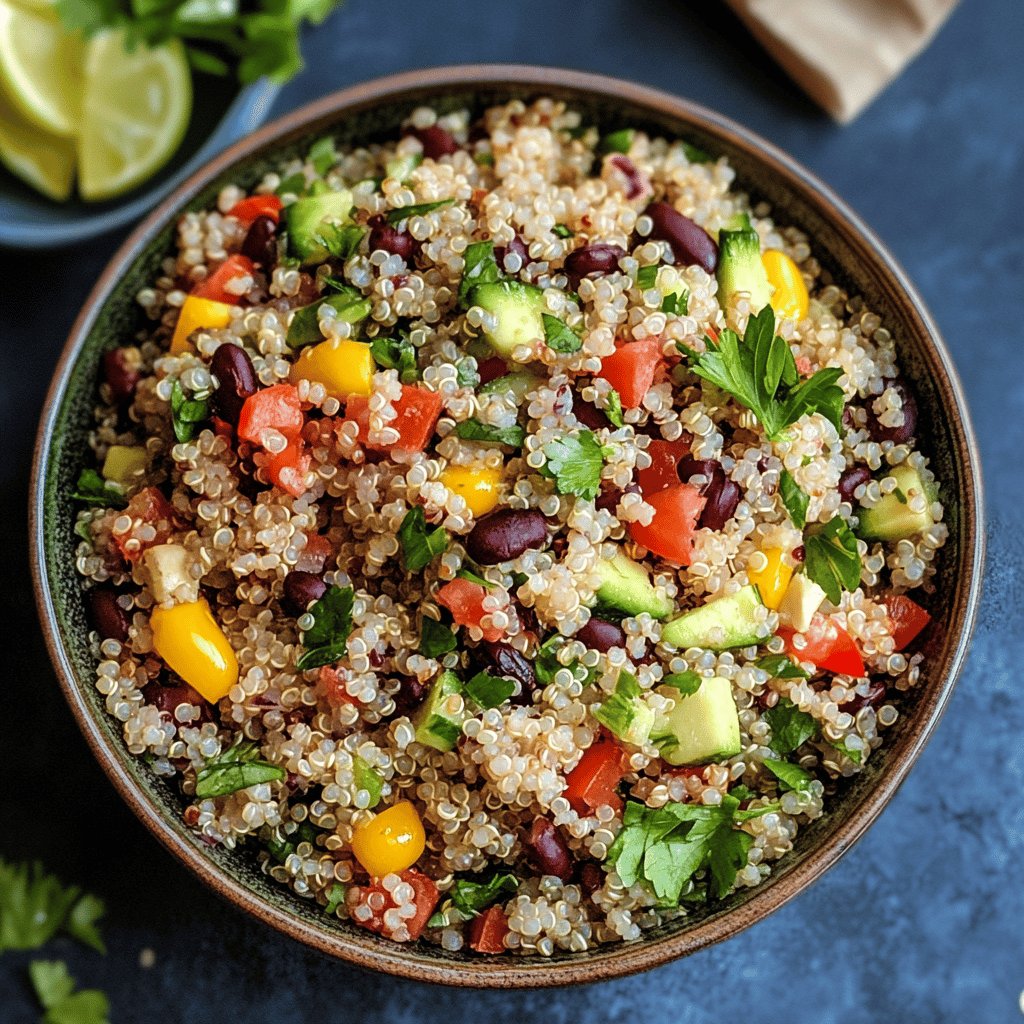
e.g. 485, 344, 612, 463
1, 2, 1021, 1021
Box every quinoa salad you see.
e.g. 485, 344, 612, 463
71, 98, 946, 957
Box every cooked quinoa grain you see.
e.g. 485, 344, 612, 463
72, 100, 945, 956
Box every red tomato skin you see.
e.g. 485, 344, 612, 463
227, 194, 283, 226
884, 595, 931, 651
597, 337, 663, 409
628, 483, 705, 565
637, 436, 692, 496
778, 614, 866, 677
191, 254, 257, 304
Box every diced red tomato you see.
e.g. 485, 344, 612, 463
238, 384, 304, 446
266, 439, 310, 498
345, 386, 444, 453
112, 487, 178, 562
435, 578, 505, 642
636, 436, 692, 496
349, 869, 439, 942
297, 532, 333, 574
191, 254, 257, 304
596, 337, 663, 410
778, 614, 866, 677
884, 595, 931, 651
226, 193, 283, 226
211, 415, 234, 442
629, 482, 705, 565
565, 737, 625, 814
468, 905, 509, 954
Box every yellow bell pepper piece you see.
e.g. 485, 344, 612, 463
150, 598, 238, 703
351, 800, 426, 877
441, 464, 503, 517
762, 250, 809, 322
289, 339, 375, 399
102, 445, 148, 485
170, 295, 234, 355
748, 547, 794, 610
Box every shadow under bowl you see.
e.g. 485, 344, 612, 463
30, 65, 984, 987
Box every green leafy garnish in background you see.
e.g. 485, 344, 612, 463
30, 960, 110, 1024
56, 0, 345, 85
194, 737, 286, 797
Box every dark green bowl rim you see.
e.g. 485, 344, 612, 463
30, 65, 985, 988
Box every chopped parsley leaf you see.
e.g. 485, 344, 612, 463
370, 335, 419, 383
541, 430, 609, 500
636, 265, 659, 291
803, 516, 861, 604
428, 872, 518, 927
324, 883, 347, 915
385, 198, 454, 225
307, 136, 336, 175
754, 653, 810, 680
452, 419, 526, 447
552, 223, 573, 238
296, 584, 355, 670
541, 313, 583, 354
419, 616, 457, 658
465, 671, 516, 710
779, 469, 809, 529
70, 469, 126, 510
605, 389, 625, 428
661, 670, 702, 696
763, 758, 814, 793
398, 507, 448, 572
194, 737, 285, 798
458, 240, 504, 308
317, 222, 366, 260
170, 378, 211, 443
763, 698, 819, 755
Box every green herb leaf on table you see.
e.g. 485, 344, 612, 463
541, 313, 583, 354
692, 306, 845, 440
604, 389, 625, 428
296, 584, 355, 670
0, 860, 91, 953
170, 378, 211, 442
370, 335, 419, 383
779, 469, 809, 529
541, 430, 609, 500
465, 671, 516, 710
70, 469, 126, 510
398, 507, 448, 573
803, 516, 861, 604
762, 758, 814, 793
452, 419, 526, 447
458, 240, 504, 308
30, 960, 111, 1024
29, 960, 76, 1010
194, 737, 286, 798
754, 653, 810, 680
65, 894, 106, 954
419, 616, 457, 658
385, 198, 454, 225
763, 698, 819, 755
661, 670, 703, 696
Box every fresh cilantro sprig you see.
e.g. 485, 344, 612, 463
465, 670, 516, 710
428, 873, 519, 927
170, 378, 211, 443
370, 335, 419, 384
30, 960, 110, 1024
55, 0, 343, 86
754, 653, 810, 681
779, 469, 809, 528
419, 616, 457, 658
541, 313, 582, 354
458, 240, 505, 308
398, 507, 448, 572
70, 469, 127, 510
763, 698, 819, 755
194, 737, 286, 797
604, 389, 625, 428
692, 306, 845, 440
803, 516, 861, 604
541, 430, 610, 500
296, 584, 355, 670
452, 419, 525, 447
606, 796, 775, 903
763, 758, 814, 793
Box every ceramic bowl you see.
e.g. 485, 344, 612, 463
0, 76, 279, 250
30, 65, 984, 987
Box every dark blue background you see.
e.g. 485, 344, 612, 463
2, 1, 1021, 1020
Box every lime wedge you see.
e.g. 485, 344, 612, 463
0, 78, 75, 199
78, 30, 192, 202
0, 0, 83, 137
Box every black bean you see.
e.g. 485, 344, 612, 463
211, 343, 258, 424
102, 347, 141, 405
482, 641, 536, 700
283, 571, 327, 616
476, 355, 508, 385
527, 818, 573, 881
563, 244, 626, 288
392, 677, 429, 715
838, 466, 873, 504
866, 379, 918, 445
576, 617, 626, 652
679, 457, 741, 530
677, 457, 719, 486
411, 125, 459, 159
87, 586, 130, 642
645, 201, 718, 273
577, 862, 604, 896
466, 508, 548, 565
240, 215, 278, 267
368, 223, 418, 261
595, 482, 640, 514
572, 391, 610, 431
142, 680, 209, 717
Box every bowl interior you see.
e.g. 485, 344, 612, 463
34, 69, 982, 986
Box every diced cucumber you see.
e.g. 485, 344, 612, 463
468, 281, 545, 359
594, 671, 655, 746
412, 671, 465, 752
661, 585, 764, 651
479, 370, 543, 404
651, 675, 741, 765
594, 550, 673, 619
285, 188, 354, 264
385, 152, 422, 182
856, 463, 937, 541
716, 223, 771, 311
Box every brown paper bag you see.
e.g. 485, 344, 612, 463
724, 0, 959, 122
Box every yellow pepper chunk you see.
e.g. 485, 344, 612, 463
748, 547, 795, 610
351, 800, 425, 877
170, 295, 234, 355
289, 339, 374, 399
441, 464, 503, 517
762, 250, 809, 322
102, 445, 148, 485
150, 598, 238, 703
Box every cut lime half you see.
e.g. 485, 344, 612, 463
0, 0, 83, 136
78, 30, 192, 202
0, 78, 75, 200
